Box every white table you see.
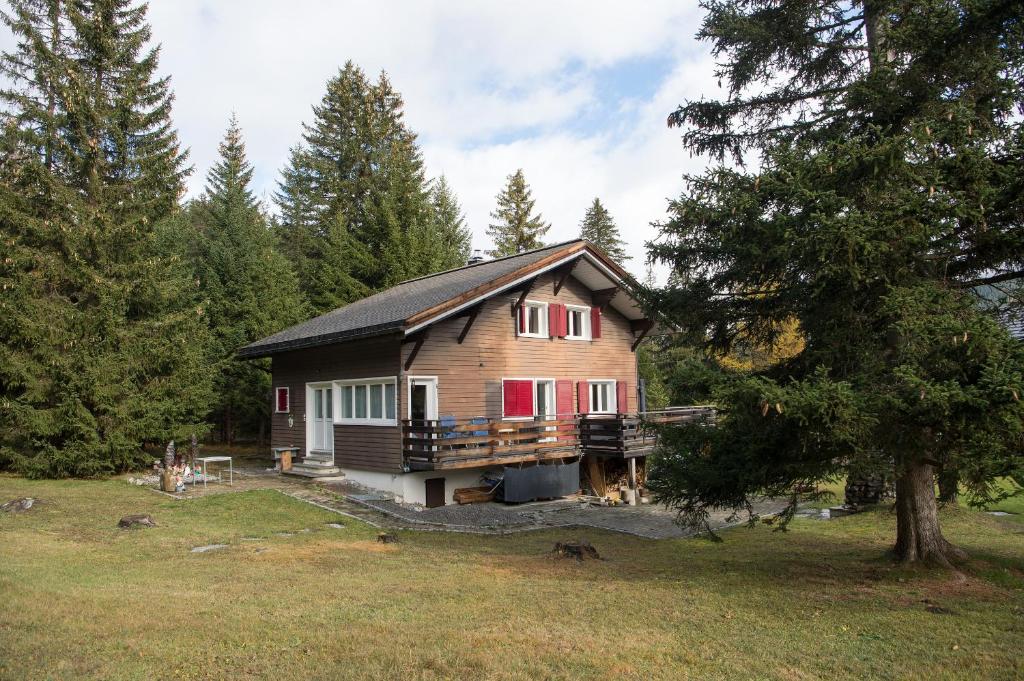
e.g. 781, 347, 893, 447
194, 456, 233, 488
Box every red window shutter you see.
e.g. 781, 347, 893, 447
577, 381, 589, 414
275, 387, 289, 413
548, 303, 558, 339
503, 380, 519, 416
556, 380, 574, 440
518, 305, 526, 334
590, 307, 602, 338
560, 304, 569, 337
503, 380, 533, 418
555, 380, 573, 417
616, 382, 628, 415
518, 381, 534, 416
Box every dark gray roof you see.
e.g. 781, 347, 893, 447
239, 241, 585, 358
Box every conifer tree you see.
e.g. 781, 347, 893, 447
648, 0, 1024, 565
275, 62, 433, 311
578, 197, 628, 261
416, 175, 472, 272
0, 0, 213, 477
189, 116, 307, 444
486, 169, 550, 257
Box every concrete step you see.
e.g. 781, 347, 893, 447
284, 463, 343, 478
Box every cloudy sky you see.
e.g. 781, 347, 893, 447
7, 1, 724, 277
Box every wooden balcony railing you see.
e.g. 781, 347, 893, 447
401, 407, 714, 470
402, 416, 579, 470
578, 407, 715, 458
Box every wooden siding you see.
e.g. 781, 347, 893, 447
270, 335, 403, 472
403, 271, 639, 420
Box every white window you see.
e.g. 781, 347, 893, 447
565, 305, 591, 340
588, 380, 617, 414
335, 377, 398, 425
518, 300, 548, 338
274, 387, 289, 413
502, 378, 554, 420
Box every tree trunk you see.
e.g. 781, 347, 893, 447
937, 467, 959, 505
894, 460, 967, 567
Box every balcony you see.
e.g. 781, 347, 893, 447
577, 407, 715, 458
401, 407, 713, 471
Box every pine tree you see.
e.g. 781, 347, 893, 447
189, 116, 307, 444
486, 169, 550, 257
578, 197, 628, 261
0, 0, 213, 477
275, 63, 433, 311
648, 0, 1024, 565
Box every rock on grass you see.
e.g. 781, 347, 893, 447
118, 514, 157, 529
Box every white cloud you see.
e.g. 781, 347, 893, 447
2, 0, 722, 279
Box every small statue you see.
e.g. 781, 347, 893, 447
164, 440, 176, 470
161, 440, 177, 492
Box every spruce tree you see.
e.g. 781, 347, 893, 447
189, 116, 307, 444
578, 197, 628, 261
416, 175, 472, 272
486, 169, 550, 257
0, 0, 213, 477
275, 62, 433, 311
648, 0, 1024, 565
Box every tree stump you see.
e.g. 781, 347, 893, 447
118, 514, 157, 529
553, 540, 601, 561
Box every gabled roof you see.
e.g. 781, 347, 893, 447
238, 239, 646, 359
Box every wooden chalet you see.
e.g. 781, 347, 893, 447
239, 239, 706, 506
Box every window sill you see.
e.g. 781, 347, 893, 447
517, 333, 548, 339
564, 336, 591, 342
334, 419, 398, 427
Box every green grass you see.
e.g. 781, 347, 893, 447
1, 476, 1022, 680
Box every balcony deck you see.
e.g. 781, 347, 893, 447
578, 407, 715, 458
401, 407, 713, 471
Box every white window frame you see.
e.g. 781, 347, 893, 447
565, 305, 592, 341
501, 377, 555, 421
587, 379, 618, 415
274, 386, 290, 413
518, 300, 549, 338
334, 376, 398, 426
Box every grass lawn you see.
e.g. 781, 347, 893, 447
1, 476, 1022, 680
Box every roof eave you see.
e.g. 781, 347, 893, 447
236, 322, 405, 359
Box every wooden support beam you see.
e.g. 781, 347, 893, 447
591, 287, 619, 310
457, 304, 482, 344
510, 277, 538, 317
404, 330, 428, 370
631, 319, 654, 352
553, 258, 580, 295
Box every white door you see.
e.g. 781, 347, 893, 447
310, 385, 333, 453
408, 377, 438, 421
